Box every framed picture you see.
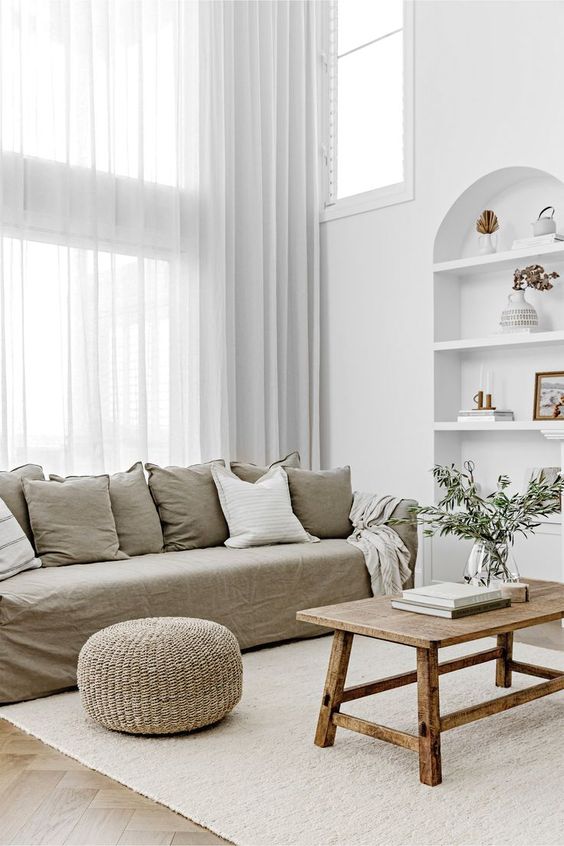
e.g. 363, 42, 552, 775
533, 371, 564, 420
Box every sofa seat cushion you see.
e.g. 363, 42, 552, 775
0, 540, 370, 703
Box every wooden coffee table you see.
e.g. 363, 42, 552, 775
297, 579, 564, 786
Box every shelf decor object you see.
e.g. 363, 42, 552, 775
457, 379, 514, 424
404, 461, 564, 587
499, 264, 559, 333
499, 289, 538, 332
476, 209, 499, 255
532, 206, 557, 237
533, 370, 564, 420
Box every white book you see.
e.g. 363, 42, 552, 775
457, 416, 513, 423
402, 581, 502, 609
512, 234, 564, 249
391, 598, 509, 618
457, 410, 513, 416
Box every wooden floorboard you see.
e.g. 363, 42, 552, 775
0, 725, 229, 846
0, 769, 65, 843
64, 808, 135, 846
117, 833, 173, 846
10, 785, 98, 845
0, 620, 562, 845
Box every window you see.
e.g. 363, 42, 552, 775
1, 1, 180, 185
321, 0, 413, 220
0, 1, 197, 474
1, 238, 171, 470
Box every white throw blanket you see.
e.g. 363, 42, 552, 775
347, 492, 412, 595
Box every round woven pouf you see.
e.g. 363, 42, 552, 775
77, 617, 243, 735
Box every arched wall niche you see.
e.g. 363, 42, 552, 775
429, 165, 564, 587
434, 166, 564, 263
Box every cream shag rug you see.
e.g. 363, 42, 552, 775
2, 635, 564, 846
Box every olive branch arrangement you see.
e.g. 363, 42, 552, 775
393, 462, 564, 550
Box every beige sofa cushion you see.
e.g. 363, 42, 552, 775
23, 476, 126, 567
230, 451, 300, 483
286, 466, 353, 539
146, 461, 228, 551
0, 464, 44, 545
51, 463, 163, 557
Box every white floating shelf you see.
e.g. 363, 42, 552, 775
433, 242, 564, 277
540, 514, 562, 525
433, 330, 564, 352
434, 421, 564, 432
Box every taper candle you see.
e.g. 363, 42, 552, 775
485, 369, 492, 395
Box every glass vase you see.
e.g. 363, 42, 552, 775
463, 541, 520, 587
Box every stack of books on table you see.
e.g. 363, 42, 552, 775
391, 582, 511, 619
512, 233, 564, 250
457, 409, 514, 423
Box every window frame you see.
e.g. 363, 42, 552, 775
320, 0, 414, 223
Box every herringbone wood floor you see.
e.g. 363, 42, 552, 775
1, 622, 563, 845
0, 720, 230, 846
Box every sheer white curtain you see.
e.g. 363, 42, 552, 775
198, 0, 321, 468
0, 0, 320, 475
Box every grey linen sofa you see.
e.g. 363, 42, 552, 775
0, 458, 417, 704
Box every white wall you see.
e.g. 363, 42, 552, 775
320, 0, 564, 505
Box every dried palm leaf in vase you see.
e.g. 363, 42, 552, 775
476, 209, 500, 234
476, 209, 499, 255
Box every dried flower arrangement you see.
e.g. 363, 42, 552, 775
476, 209, 499, 234
513, 264, 559, 292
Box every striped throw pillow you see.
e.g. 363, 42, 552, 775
0, 497, 42, 581
212, 464, 317, 549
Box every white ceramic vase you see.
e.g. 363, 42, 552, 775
478, 233, 496, 255
499, 289, 538, 333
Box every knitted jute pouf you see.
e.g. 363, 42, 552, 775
77, 617, 243, 735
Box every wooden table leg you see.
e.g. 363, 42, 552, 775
314, 630, 353, 748
496, 632, 514, 688
417, 644, 442, 786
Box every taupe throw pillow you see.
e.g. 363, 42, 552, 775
0, 464, 45, 546
286, 466, 353, 539
51, 463, 163, 556
146, 461, 229, 551
231, 451, 301, 483
23, 476, 127, 567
